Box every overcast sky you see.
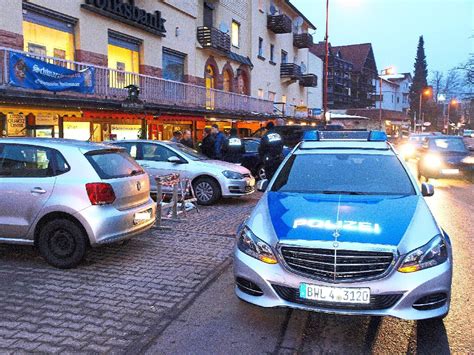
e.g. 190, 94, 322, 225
292, 0, 473, 78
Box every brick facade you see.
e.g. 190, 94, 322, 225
140, 64, 162, 78
0, 29, 23, 50
75, 49, 108, 66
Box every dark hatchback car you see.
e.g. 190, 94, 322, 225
417, 136, 474, 182
240, 138, 291, 180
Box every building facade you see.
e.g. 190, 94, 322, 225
310, 41, 353, 109
375, 73, 412, 114
306, 50, 323, 116
0, 0, 316, 141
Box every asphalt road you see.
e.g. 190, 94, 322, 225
147, 174, 473, 354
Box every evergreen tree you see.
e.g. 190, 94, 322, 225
409, 36, 429, 121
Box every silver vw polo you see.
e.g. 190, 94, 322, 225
234, 131, 453, 321
0, 138, 156, 268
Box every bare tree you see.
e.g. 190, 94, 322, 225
430, 70, 444, 102
443, 68, 462, 99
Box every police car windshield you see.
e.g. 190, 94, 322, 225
271, 153, 415, 195
169, 143, 207, 160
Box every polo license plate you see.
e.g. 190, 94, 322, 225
299, 283, 370, 304
134, 209, 152, 224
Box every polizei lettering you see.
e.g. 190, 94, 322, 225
83, 0, 166, 35
292, 218, 382, 234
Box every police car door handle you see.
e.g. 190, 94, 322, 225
31, 187, 47, 194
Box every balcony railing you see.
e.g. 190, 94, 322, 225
293, 33, 313, 49
299, 74, 318, 87
280, 63, 302, 80
267, 14, 292, 34
197, 26, 231, 53
0, 47, 273, 116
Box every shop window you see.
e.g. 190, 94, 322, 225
231, 20, 240, 48
108, 31, 141, 88
162, 48, 186, 82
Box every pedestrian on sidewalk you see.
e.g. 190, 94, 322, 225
180, 130, 195, 149
200, 127, 215, 158
211, 124, 226, 160
170, 131, 182, 143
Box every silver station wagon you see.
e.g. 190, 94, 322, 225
0, 138, 156, 268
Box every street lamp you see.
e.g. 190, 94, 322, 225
446, 99, 458, 134
417, 87, 432, 133
379, 66, 395, 130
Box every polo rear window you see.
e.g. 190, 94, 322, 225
85, 149, 144, 179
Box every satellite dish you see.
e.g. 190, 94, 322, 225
219, 22, 229, 33
269, 1, 277, 15
300, 62, 307, 73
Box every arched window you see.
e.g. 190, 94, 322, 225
205, 64, 215, 109
237, 69, 249, 96
223, 70, 232, 92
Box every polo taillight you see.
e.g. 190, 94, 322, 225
86, 183, 116, 205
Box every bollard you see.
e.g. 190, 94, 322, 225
171, 183, 179, 219
155, 181, 162, 228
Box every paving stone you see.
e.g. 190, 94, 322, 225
0, 193, 259, 352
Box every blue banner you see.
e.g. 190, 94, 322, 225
9, 52, 95, 94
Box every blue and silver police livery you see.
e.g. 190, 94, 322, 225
233, 130, 453, 321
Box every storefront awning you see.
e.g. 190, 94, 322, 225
0, 106, 81, 117
83, 111, 153, 120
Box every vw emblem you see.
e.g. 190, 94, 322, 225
332, 230, 340, 238
333, 241, 339, 248
137, 181, 142, 191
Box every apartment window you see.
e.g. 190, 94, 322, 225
268, 91, 276, 102
270, 44, 275, 63
281, 50, 288, 64
22, 4, 76, 61
163, 48, 186, 82
258, 0, 264, 12
231, 20, 240, 48
258, 37, 264, 59
258, 89, 264, 99
282, 95, 287, 103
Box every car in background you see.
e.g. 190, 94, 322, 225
463, 129, 474, 138
0, 138, 156, 268
252, 125, 314, 148
399, 133, 440, 160
240, 138, 292, 180
417, 135, 474, 182
234, 130, 452, 321
110, 140, 255, 205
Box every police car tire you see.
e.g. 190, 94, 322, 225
193, 177, 221, 206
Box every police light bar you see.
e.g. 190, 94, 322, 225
302, 130, 387, 142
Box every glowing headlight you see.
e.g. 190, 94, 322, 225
222, 170, 244, 179
400, 144, 415, 157
423, 154, 442, 168
237, 226, 278, 264
398, 235, 448, 273
461, 156, 474, 164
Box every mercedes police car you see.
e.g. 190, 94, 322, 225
234, 130, 452, 321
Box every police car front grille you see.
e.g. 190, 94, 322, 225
280, 247, 394, 282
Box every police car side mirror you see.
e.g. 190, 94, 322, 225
257, 179, 269, 192
421, 183, 434, 197
168, 156, 185, 164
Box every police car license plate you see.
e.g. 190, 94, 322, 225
299, 283, 370, 304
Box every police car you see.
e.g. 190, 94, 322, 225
234, 130, 452, 320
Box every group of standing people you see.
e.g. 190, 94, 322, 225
170, 121, 284, 180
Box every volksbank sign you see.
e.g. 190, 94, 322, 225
82, 0, 166, 36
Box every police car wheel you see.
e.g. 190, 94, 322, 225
193, 177, 221, 206
256, 165, 266, 180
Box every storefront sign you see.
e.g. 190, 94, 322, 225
64, 122, 90, 141
35, 113, 59, 126
9, 52, 95, 94
82, 0, 166, 36
6, 114, 26, 137
294, 105, 309, 119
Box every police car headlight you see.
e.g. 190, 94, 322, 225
223, 170, 244, 179
237, 226, 278, 264
461, 156, 474, 164
398, 235, 448, 273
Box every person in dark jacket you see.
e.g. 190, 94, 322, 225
200, 127, 215, 158
259, 121, 284, 181
211, 124, 226, 159
180, 130, 194, 149
223, 128, 244, 163
170, 130, 182, 143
